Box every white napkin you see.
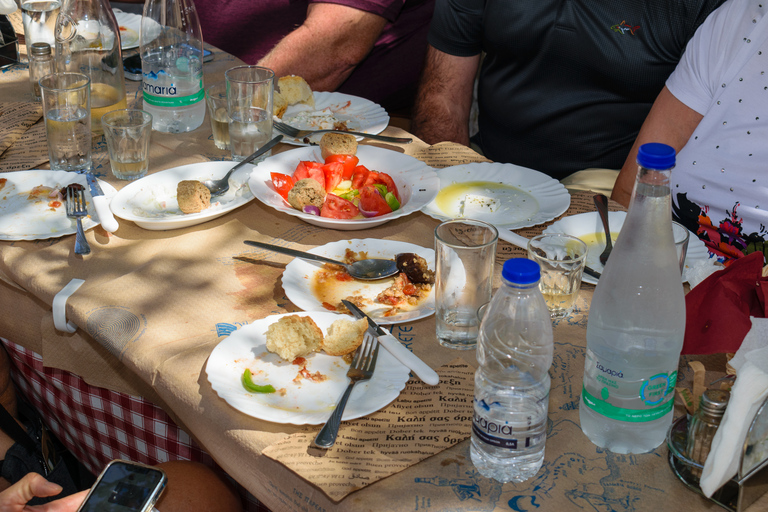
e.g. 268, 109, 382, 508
686, 258, 720, 289
700, 320, 768, 497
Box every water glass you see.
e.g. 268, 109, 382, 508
205, 83, 230, 150
672, 221, 690, 274
19, 0, 60, 48
102, 109, 153, 180
40, 72, 92, 172
527, 233, 587, 319
224, 66, 274, 162
435, 219, 498, 350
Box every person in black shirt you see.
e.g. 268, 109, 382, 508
411, 0, 725, 181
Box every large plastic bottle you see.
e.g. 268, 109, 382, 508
471, 258, 553, 482
579, 143, 686, 453
140, 0, 205, 132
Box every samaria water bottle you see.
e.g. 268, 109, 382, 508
579, 143, 686, 453
471, 258, 553, 483
140, 0, 205, 132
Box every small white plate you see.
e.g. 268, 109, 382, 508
0, 170, 117, 241
278, 92, 389, 146
279, 238, 435, 324
206, 312, 410, 425
421, 162, 571, 230
113, 10, 140, 50
249, 145, 439, 230
543, 211, 710, 284
109, 161, 255, 230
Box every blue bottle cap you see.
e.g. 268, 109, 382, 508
637, 143, 676, 170
502, 258, 540, 284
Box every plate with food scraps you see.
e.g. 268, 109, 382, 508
421, 162, 571, 230
249, 145, 439, 230
275, 238, 435, 324
277, 91, 389, 146
206, 311, 410, 425
109, 161, 256, 230
543, 211, 710, 285
113, 9, 140, 50
0, 170, 117, 241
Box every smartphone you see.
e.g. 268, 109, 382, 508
123, 48, 214, 81
76, 460, 167, 512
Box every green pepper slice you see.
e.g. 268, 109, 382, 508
242, 369, 276, 393
384, 192, 400, 211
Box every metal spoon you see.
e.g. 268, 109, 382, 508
243, 240, 399, 280
203, 134, 283, 196
594, 193, 613, 265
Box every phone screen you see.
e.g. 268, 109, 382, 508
78, 461, 166, 512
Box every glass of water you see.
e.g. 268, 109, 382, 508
101, 109, 153, 180
224, 66, 274, 162
527, 233, 588, 319
205, 83, 230, 150
40, 72, 92, 172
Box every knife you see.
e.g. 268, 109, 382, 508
85, 171, 119, 233
342, 300, 440, 386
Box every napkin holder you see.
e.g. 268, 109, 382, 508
667, 396, 768, 511
0, 15, 19, 70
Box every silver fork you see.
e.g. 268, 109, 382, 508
313, 332, 379, 449
65, 184, 91, 255
273, 120, 412, 144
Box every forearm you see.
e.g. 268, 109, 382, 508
410, 47, 479, 146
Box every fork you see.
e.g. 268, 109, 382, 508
273, 120, 412, 144
313, 332, 379, 449
66, 184, 91, 255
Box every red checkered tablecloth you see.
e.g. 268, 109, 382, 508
1, 338, 268, 512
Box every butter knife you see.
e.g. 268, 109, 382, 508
85, 171, 119, 233
342, 300, 440, 386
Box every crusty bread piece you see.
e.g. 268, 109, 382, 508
319, 132, 357, 160
287, 178, 325, 211
322, 318, 368, 356
177, 180, 211, 214
265, 315, 323, 361
277, 75, 315, 109
273, 91, 288, 118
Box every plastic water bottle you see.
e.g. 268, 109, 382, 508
140, 0, 205, 132
579, 143, 685, 453
471, 258, 553, 482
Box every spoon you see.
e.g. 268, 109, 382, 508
243, 240, 399, 280
593, 193, 613, 265
203, 134, 283, 196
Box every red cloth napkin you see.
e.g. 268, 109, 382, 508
683, 252, 768, 355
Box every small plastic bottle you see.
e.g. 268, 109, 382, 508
28, 42, 54, 101
471, 258, 554, 483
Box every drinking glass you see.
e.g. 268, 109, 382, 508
40, 72, 92, 171
102, 109, 152, 180
527, 233, 587, 319
205, 83, 230, 150
672, 221, 690, 274
225, 66, 274, 162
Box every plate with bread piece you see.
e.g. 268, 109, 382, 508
273, 76, 389, 146
109, 161, 255, 230
206, 312, 410, 424
250, 136, 439, 230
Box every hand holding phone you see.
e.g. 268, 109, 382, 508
77, 460, 166, 512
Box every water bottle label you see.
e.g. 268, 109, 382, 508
472, 406, 546, 450
142, 80, 204, 108
581, 370, 676, 422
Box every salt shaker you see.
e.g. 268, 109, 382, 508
686, 389, 730, 477
29, 42, 54, 101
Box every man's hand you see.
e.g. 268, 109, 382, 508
0, 472, 87, 512
410, 46, 479, 146
258, 3, 387, 91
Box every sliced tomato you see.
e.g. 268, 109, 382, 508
358, 185, 393, 217
293, 161, 324, 184
376, 172, 400, 202
325, 154, 359, 180
320, 193, 359, 219
321, 161, 344, 192
270, 172, 294, 200
363, 170, 380, 188
351, 165, 371, 190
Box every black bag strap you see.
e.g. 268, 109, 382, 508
0, 403, 49, 476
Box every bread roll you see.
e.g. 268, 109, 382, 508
319, 132, 357, 160
265, 315, 323, 361
277, 75, 315, 109
322, 318, 368, 356
287, 178, 326, 211
177, 180, 211, 214
273, 91, 288, 118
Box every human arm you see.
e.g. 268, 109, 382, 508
611, 86, 703, 207
0, 473, 86, 512
410, 46, 480, 146
257, 3, 387, 92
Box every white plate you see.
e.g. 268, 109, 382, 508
421, 162, 571, 230
110, 162, 255, 230
280, 238, 435, 324
206, 312, 410, 425
543, 211, 710, 285
113, 10, 140, 50
0, 170, 117, 241
249, 145, 439, 230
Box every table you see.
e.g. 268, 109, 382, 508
1, 14, 765, 512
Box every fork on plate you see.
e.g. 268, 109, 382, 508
65, 184, 91, 255
273, 119, 412, 144
313, 331, 379, 449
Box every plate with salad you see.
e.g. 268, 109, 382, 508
248, 145, 439, 230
